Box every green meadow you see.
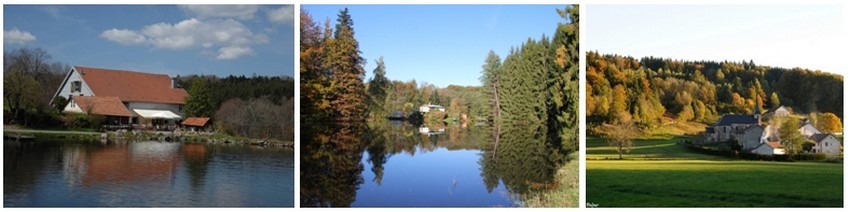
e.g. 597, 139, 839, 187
586, 136, 844, 207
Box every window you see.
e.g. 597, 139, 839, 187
71, 81, 82, 92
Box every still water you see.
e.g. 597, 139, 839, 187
4, 139, 294, 207
301, 122, 566, 207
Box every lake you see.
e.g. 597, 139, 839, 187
300, 121, 567, 207
4, 139, 294, 207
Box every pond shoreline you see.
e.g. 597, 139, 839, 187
3, 129, 294, 148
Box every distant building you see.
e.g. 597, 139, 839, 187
182, 117, 211, 132
739, 125, 768, 150
808, 133, 842, 157
704, 106, 761, 143
765, 105, 792, 118
703, 103, 844, 156
752, 141, 786, 155
53, 66, 188, 129
798, 122, 821, 137
419, 103, 446, 113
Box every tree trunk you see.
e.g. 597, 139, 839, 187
618, 143, 623, 159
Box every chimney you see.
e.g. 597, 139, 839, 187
171, 78, 176, 88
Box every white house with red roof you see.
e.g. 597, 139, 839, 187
53, 66, 188, 129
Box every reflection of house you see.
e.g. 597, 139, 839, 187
182, 117, 211, 131
62, 142, 182, 187
418, 126, 446, 136
808, 133, 842, 157
53, 66, 188, 129
419, 103, 445, 113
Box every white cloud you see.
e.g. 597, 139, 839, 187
4, 28, 37, 44
179, 5, 258, 20
100, 29, 146, 45
217, 46, 254, 60
101, 18, 268, 60
267, 6, 294, 24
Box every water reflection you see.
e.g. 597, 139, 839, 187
4, 140, 293, 207
300, 121, 565, 207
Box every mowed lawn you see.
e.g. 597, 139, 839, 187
587, 136, 844, 207
586, 136, 722, 160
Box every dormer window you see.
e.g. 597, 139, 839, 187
71, 81, 82, 92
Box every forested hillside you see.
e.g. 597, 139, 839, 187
586, 51, 843, 129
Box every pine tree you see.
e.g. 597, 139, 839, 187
326, 8, 368, 121
480, 50, 502, 123
367, 57, 390, 119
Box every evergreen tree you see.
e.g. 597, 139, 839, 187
367, 57, 390, 119
326, 8, 368, 121
480, 50, 502, 123
184, 78, 215, 117
547, 4, 580, 153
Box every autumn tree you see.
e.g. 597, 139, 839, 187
817, 112, 842, 134
599, 121, 640, 159
300, 9, 330, 122
610, 84, 630, 123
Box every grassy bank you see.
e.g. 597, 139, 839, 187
586, 136, 722, 160
586, 135, 844, 207
523, 152, 579, 207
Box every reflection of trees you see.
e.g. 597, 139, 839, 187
365, 123, 389, 185
3, 141, 57, 196
480, 125, 564, 195
300, 122, 368, 207
182, 143, 209, 195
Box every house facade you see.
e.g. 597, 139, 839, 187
798, 122, 821, 137
809, 133, 842, 157
704, 112, 761, 143
752, 141, 786, 155
419, 103, 446, 113
739, 125, 767, 150
765, 105, 792, 117
53, 66, 188, 129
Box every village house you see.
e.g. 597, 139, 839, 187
752, 141, 786, 155
704, 104, 843, 157
52, 66, 188, 130
808, 133, 842, 157
704, 106, 761, 143
798, 121, 821, 137
419, 103, 446, 113
764, 105, 792, 118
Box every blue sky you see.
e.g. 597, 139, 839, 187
587, 5, 845, 74
4, 5, 294, 77
303, 5, 570, 87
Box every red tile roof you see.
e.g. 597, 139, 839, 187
182, 117, 210, 127
75, 66, 188, 104
72, 96, 134, 117
766, 141, 784, 149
